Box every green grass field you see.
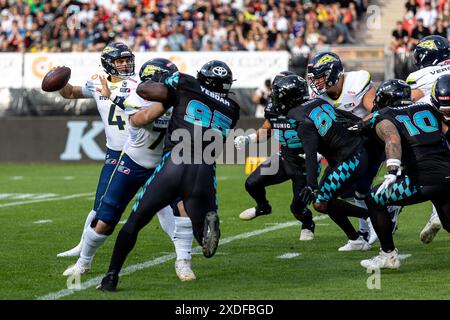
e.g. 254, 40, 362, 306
0, 163, 449, 300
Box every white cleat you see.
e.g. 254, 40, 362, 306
420, 215, 442, 244
299, 229, 314, 241
338, 237, 371, 252
62, 259, 91, 276
175, 259, 196, 282
360, 248, 400, 269
239, 208, 256, 220
57, 242, 82, 257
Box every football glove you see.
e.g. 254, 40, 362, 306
299, 186, 317, 205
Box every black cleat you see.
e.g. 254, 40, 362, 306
202, 212, 221, 258
97, 272, 119, 292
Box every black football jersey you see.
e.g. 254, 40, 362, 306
288, 98, 365, 188
264, 97, 304, 164
375, 102, 450, 185
163, 72, 240, 159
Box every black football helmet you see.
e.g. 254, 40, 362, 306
307, 52, 344, 95
414, 35, 450, 69
101, 42, 135, 79
374, 79, 412, 110
197, 60, 233, 95
139, 58, 178, 83
431, 74, 450, 121
272, 70, 296, 86
272, 75, 309, 114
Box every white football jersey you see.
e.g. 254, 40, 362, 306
313, 70, 372, 118
406, 60, 450, 104
81, 74, 139, 151
122, 93, 171, 169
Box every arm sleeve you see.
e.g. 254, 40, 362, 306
297, 119, 321, 189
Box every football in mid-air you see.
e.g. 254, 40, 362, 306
41, 66, 71, 92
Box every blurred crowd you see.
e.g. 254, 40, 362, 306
0, 0, 367, 55
391, 0, 450, 78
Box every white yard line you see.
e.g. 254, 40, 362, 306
36, 215, 329, 300
0, 192, 95, 209
277, 253, 301, 259
33, 220, 53, 224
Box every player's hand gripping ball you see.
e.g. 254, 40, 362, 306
41, 66, 71, 92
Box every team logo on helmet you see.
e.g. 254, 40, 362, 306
314, 54, 338, 68
102, 46, 118, 54
212, 66, 228, 77
417, 40, 438, 50
142, 65, 162, 76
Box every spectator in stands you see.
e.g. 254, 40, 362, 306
320, 19, 344, 45
392, 20, 410, 50
289, 35, 311, 77
434, 18, 448, 37
252, 78, 271, 118
411, 18, 431, 45
416, 1, 439, 29
0, 0, 367, 54
405, 0, 419, 17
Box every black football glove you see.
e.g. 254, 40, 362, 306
299, 186, 317, 205
347, 119, 372, 134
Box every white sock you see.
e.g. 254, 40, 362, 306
79, 227, 107, 264
80, 210, 97, 243
431, 205, 439, 220
157, 205, 176, 239
173, 216, 193, 261
354, 192, 369, 233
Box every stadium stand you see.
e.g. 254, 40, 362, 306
390, 0, 450, 79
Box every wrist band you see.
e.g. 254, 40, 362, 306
386, 158, 401, 168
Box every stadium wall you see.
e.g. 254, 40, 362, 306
0, 51, 289, 117
0, 117, 266, 163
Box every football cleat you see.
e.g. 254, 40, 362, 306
367, 218, 379, 245
57, 242, 82, 257
360, 248, 400, 269
239, 204, 272, 220
420, 214, 442, 244
202, 212, 220, 258
97, 272, 119, 292
299, 221, 315, 241
175, 259, 196, 281
338, 237, 371, 252
62, 259, 91, 276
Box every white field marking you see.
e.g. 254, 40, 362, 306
36, 215, 329, 300
0, 192, 95, 209
0, 193, 58, 200
63, 176, 75, 180
398, 254, 412, 261
10, 176, 24, 180
118, 219, 127, 225
33, 220, 53, 224
315, 223, 330, 226
277, 253, 301, 259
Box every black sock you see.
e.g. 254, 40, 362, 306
327, 199, 366, 240
108, 221, 139, 274
366, 200, 395, 252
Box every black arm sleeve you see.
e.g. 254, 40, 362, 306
297, 119, 321, 189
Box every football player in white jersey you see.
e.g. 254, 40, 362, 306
61, 58, 196, 281
406, 35, 450, 244
55, 43, 177, 273
307, 52, 401, 248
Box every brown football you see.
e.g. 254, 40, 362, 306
41, 66, 71, 92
